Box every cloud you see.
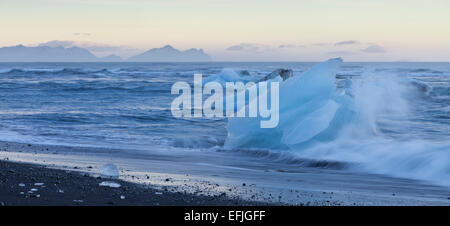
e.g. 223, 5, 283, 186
226, 45, 245, 51
312, 42, 331, 46
327, 51, 355, 55
39, 40, 75, 48
226, 43, 273, 52
335, 40, 360, 46
279, 44, 305, 49
361, 44, 386, 53
73, 32, 91, 36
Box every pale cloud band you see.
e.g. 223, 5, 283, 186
226, 43, 274, 52
335, 40, 360, 46
361, 44, 387, 53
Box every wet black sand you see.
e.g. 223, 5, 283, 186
0, 160, 267, 206
1, 141, 450, 206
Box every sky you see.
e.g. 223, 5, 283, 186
0, 0, 449, 61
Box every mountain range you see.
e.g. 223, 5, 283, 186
128, 45, 211, 62
0, 44, 211, 62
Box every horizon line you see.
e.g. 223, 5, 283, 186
0, 61, 449, 63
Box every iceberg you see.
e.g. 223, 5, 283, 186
220, 59, 450, 187
261, 69, 294, 81
225, 58, 357, 149
100, 163, 119, 179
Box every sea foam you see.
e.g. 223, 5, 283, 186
223, 58, 450, 186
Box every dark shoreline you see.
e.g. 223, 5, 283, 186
0, 160, 268, 206
1, 140, 449, 206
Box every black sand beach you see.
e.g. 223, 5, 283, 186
1, 141, 449, 206
0, 160, 265, 206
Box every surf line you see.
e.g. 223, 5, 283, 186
171, 73, 279, 128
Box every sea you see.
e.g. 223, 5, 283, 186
0, 61, 449, 186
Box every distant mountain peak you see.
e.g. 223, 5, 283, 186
128, 45, 211, 62
161, 45, 175, 49
0, 44, 97, 62
0, 43, 211, 62
185, 48, 204, 53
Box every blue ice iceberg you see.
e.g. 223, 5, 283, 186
225, 58, 357, 149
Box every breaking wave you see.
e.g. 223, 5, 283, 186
220, 58, 450, 186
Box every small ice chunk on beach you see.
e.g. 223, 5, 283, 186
100, 163, 119, 179
99, 181, 121, 188
34, 183, 44, 186
19, 183, 25, 187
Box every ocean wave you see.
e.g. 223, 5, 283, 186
203, 68, 260, 85
0, 67, 137, 75
214, 148, 348, 170
430, 86, 450, 96
60, 86, 167, 92
222, 58, 450, 186
374, 67, 445, 75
